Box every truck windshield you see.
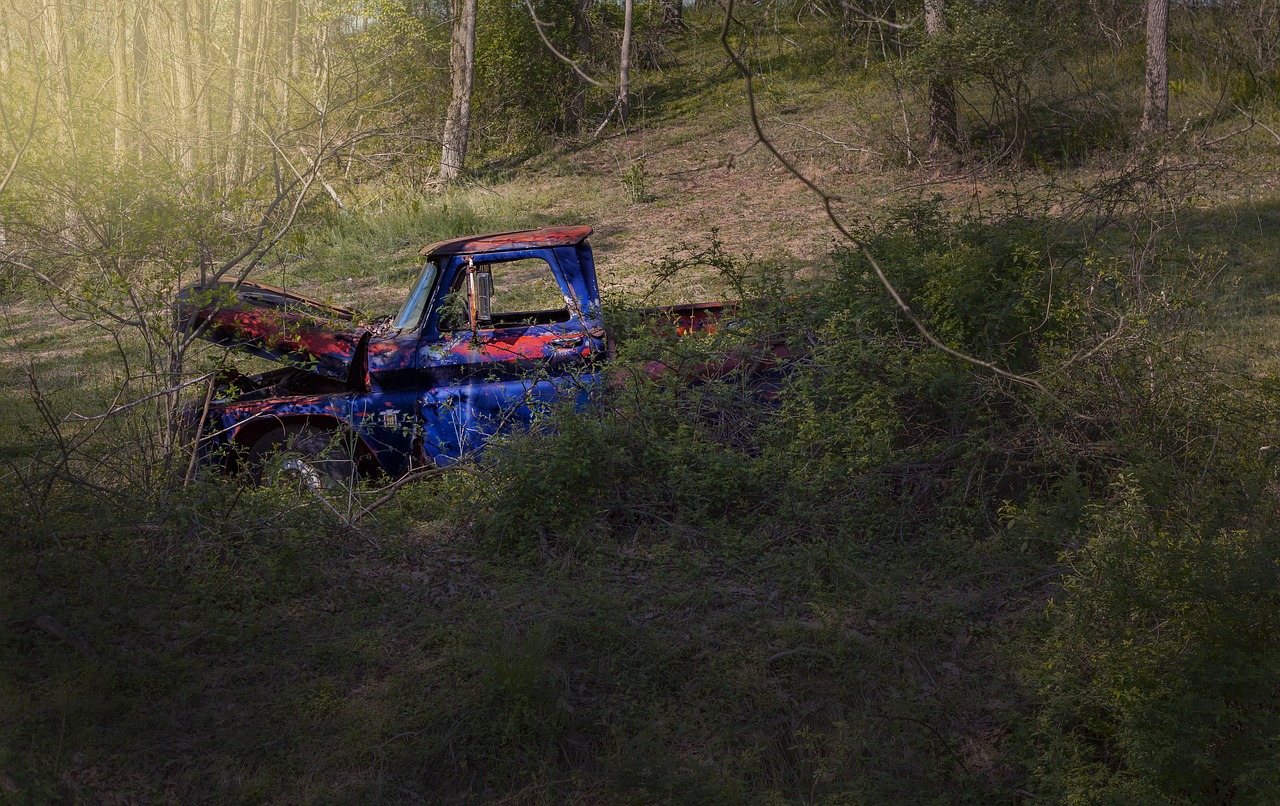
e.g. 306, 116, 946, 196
391, 259, 439, 330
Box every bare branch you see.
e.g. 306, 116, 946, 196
767, 116, 877, 155
718, 0, 1053, 399
0, 78, 41, 199
16, 263, 144, 327
522, 0, 613, 90
841, 1, 918, 31
1199, 119, 1256, 149
183, 371, 220, 486
593, 96, 624, 139
350, 466, 449, 525
252, 117, 344, 209
1230, 106, 1280, 145
1257, 119, 1280, 145
63, 373, 215, 422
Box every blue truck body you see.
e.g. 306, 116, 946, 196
180, 226, 756, 481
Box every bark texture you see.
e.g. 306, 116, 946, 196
438, 0, 478, 183
1141, 0, 1169, 134
923, 0, 958, 160
618, 0, 633, 125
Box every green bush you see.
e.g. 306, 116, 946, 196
477, 0, 576, 139
1025, 332, 1280, 802
468, 357, 780, 551
1033, 472, 1280, 803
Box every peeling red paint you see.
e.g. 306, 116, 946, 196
178, 281, 367, 384
418, 225, 593, 258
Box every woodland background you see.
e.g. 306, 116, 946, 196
3, 0, 1280, 802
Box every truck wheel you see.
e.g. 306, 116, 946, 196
248, 424, 358, 492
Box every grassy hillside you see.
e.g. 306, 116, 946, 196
4, 4, 1280, 803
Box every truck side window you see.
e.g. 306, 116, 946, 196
488, 258, 569, 325
440, 257, 571, 331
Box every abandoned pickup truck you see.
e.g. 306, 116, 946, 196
179, 225, 784, 486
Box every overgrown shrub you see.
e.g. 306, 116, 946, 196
1026, 336, 1280, 802
467, 201, 1098, 553
455, 199, 1280, 801
1031, 466, 1280, 802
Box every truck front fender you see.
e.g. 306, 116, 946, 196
203, 396, 379, 476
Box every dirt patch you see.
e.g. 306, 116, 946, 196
491, 110, 1002, 300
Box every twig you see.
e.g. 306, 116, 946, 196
718, 0, 1055, 400
886, 140, 1016, 194
522, 0, 612, 90
0, 78, 41, 199
767, 116, 876, 155
592, 96, 624, 139
1247, 114, 1280, 145
1043, 316, 1128, 378
1199, 119, 1255, 149
19, 265, 142, 327
13, 615, 101, 662
308, 485, 379, 546
765, 646, 836, 664
1239, 106, 1280, 145
840, 1, 918, 31
303, 148, 344, 209
867, 711, 963, 762
350, 465, 449, 525
63, 373, 214, 423
183, 371, 220, 487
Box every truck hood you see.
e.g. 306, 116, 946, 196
178, 280, 370, 385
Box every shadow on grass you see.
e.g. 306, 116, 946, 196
2, 461, 1037, 804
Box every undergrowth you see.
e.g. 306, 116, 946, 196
4, 200, 1280, 803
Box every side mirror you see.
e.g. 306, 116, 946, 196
467, 261, 493, 329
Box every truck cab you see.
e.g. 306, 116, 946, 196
180, 226, 606, 483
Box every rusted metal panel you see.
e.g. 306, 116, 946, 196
418, 225, 592, 258
178, 280, 368, 385
640, 300, 737, 336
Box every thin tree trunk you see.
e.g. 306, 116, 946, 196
273, 0, 296, 112
225, 0, 242, 170
42, 0, 72, 144
134, 0, 151, 160
923, 0, 957, 160
112, 2, 130, 160
618, 0, 633, 125
227, 0, 261, 186
1141, 0, 1169, 135
438, 0, 478, 183
247, 0, 268, 179
0, 1, 10, 75
568, 0, 594, 130
195, 0, 211, 168
283, 0, 300, 94
176, 0, 198, 169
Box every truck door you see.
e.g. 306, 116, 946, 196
415, 250, 603, 464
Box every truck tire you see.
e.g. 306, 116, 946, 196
247, 424, 358, 492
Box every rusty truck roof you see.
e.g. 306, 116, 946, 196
418, 225, 593, 258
